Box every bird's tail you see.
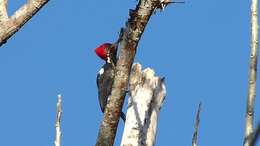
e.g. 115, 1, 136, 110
120, 111, 126, 122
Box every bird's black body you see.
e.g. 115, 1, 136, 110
96, 45, 126, 122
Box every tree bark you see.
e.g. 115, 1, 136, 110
120, 63, 166, 146
244, 0, 258, 145
0, 0, 49, 47
95, 0, 170, 146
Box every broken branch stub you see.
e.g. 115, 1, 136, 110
120, 63, 166, 146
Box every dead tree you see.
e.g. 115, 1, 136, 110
0, 0, 49, 46
95, 0, 172, 146
120, 63, 166, 146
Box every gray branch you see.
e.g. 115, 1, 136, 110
244, 0, 258, 146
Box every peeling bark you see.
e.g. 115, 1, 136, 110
244, 0, 258, 146
95, 0, 170, 146
0, 0, 49, 47
120, 63, 166, 146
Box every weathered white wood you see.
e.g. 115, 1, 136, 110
120, 63, 166, 146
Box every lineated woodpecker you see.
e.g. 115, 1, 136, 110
95, 43, 126, 122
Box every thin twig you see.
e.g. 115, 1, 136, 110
192, 102, 202, 146
244, 0, 258, 145
55, 94, 62, 146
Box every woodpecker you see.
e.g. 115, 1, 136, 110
95, 43, 126, 122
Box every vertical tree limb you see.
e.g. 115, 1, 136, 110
95, 0, 170, 146
120, 63, 166, 146
0, 0, 49, 47
192, 102, 202, 146
55, 94, 62, 146
244, 0, 258, 145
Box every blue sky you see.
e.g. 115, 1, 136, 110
0, 0, 259, 146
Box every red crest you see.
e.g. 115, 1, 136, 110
94, 43, 112, 61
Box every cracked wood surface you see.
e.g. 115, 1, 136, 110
120, 63, 166, 146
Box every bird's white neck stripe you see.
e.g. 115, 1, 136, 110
98, 68, 104, 75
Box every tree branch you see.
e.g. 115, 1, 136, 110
120, 63, 166, 146
0, 0, 49, 47
192, 102, 202, 146
95, 0, 169, 146
55, 94, 62, 146
244, 0, 258, 145
0, 0, 8, 22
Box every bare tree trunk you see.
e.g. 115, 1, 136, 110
120, 63, 166, 146
244, 0, 259, 145
95, 1, 171, 146
0, 0, 49, 47
55, 95, 62, 146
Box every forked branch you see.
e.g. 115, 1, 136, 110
0, 0, 49, 47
